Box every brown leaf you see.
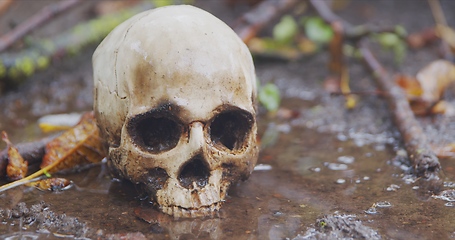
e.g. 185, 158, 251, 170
26, 178, 72, 192
94, 0, 141, 15
397, 61, 455, 115
432, 143, 455, 159
395, 74, 423, 99
416, 60, 455, 104
406, 28, 438, 49
2, 131, 27, 180
41, 112, 106, 173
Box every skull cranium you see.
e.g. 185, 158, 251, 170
92, 5, 258, 218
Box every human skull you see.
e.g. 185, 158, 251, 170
92, 5, 258, 218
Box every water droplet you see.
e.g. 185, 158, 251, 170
386, 184, 400, 191
336, 178, 346, 184
354, 138, 365, 147
433, 190, 455, 202
374, 145, 385, 151
355, 179, 361, 184
402, 174, 416, 184
254, 164, 272, 171
376, 201, 392, 208
273, 211, 284, 216
337, 133, 347, 141
363, 176, 370, 181
365, 207, 378, 215
337, 156, 355, 164
326, 163, 348, 171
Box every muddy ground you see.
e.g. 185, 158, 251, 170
1, 0, 455, 239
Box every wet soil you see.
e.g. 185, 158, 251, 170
1, 0, 455, 239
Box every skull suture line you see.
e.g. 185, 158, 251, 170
92, 5, 258, 218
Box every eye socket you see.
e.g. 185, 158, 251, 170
209, 110, 253, 151
128, 113, 183, 153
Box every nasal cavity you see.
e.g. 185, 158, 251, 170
178, 155, 210, 189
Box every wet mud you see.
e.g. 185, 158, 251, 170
1, 0, 455, 239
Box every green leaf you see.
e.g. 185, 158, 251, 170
374, 32, 407, 64
273, 15, 298, 44
375, 33, 400, 48
393, 42, 407, 65
259, 83, 281, 112
303, 17, 334, 44
394, 25, 407, 37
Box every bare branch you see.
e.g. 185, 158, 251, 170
0, 0, 81, 52
233, 0, 299, 43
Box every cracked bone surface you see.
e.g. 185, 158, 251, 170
92, 5, 258, 218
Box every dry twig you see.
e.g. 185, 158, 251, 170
360, 41, 441, 179
0, 0, 81, 52
0, 2, 152, 87
309, 0, 442, 181
233, 0, 299, 43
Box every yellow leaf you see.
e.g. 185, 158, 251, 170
26, 178, 72, 191
395, 74, 423, 98
2, 131, 27, 180
41, 112, 106, 173
416, 60, 455, 104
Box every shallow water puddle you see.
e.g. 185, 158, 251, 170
2, 116, 455, 239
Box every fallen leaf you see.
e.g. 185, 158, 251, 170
41, 112, 106, 173
273, 15, 298, 44
430, 100, 451, 115
432, 143, 455, 159
406, 28, 438, 49
303, 16, 334, 44
38, 113, 82, 133
416, 60, 455, 104
0, 112, 106, 193
95, 0, 141, 15
374, 31, 407, 64
248, 37, 302, 60
26, 178, 72, 192
258, 83, 281, 113
2, 131, 27, 180
395, 74, 423, 99
397, 60, 455, 115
